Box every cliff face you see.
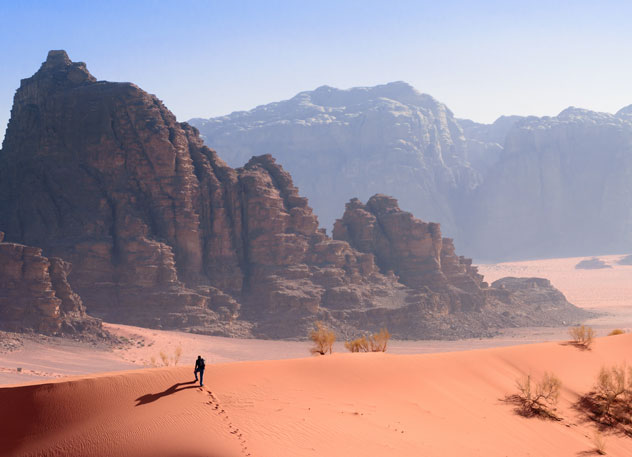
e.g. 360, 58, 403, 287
333, 195, 485, 311
334, 195, 486, 314
0, 232, 102, 335
190, 82, 480, 237
0, 52, 589, 339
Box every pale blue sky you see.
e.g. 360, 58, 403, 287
1, 0, 631, 143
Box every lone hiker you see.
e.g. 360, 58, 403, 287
194, 355, 205, 387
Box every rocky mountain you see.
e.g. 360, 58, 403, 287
0, 52, 589, 339
191, 87, 632, 261
464, 107, 632, 260
190, 82, 480, 237
0, 232, 102, 336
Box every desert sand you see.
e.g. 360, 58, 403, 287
2, 334, 632, 456
2, 254, 632, 455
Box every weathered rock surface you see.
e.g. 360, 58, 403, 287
333, 195, 591, 336
333, 195, 486, 312
0, 52, 591, 339
0, 231, 103, 335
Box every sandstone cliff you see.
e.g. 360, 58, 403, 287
0, 232, 102, 335
332, 195, 590, 337
0, 51, 409, 337
0, 52, 589, 339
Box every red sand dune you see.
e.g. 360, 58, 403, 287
3, 334, 632, 456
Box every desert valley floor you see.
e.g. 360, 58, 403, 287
1, 254, 631, 456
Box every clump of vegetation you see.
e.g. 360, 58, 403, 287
159, 350, 169, 366
344, 328, 391, 353
173, 346, 183, 365
345, 336, 369, 353
576, 364, 632, 435
148, 346, 184, 367
369, 328, 391, 352
16, 367, 22, 373
608, 329, 625, 336
511, 372, 562, 419
569, 325, 595, 348
309, 321, 336, 355
595, 365, 631, 418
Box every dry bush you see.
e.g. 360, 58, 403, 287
595, 365, 630, 418
569, 325, 595, 348
159, 350, 170, 366
345, 336, 369, 353
592, 430, 607, 455
368, 328, 391, 352
514, 372, 562, 419
173, 346, 183, 365
608, 329, 625, 336
596, 365, 626, 414
150, 356, 157, 367
576, 364, 632, 434
309, 321, 335, 355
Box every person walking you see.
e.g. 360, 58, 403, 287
194, 355, 205, 387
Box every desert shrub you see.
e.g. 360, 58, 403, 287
514, 372, 562, 418
592, 430, 607, 455
309, 321, 336, 355
608, 329, 625, 336
368, 328, 391, 352
150, 356, 157, 367
159, 350, 170, 366
16, 367, 22, 373
173, 346, 183, 365
577, 364, 632, 434
569, 325, 595, 348
595, 365, 630, 417
345, 336, 369, 353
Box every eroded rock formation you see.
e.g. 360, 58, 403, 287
0, 51, 590, 339
333, 195, 590, 336
0, 232, 102, 335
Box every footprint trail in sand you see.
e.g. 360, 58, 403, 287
204, 388, 252, 456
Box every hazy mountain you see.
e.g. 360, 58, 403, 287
465, 107, 632, 260
191, 85, 632, 261
190, 82, 484, 239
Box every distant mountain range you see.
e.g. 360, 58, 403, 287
190, 83, 632, 261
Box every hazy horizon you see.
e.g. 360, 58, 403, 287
2, 0, 632, 144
